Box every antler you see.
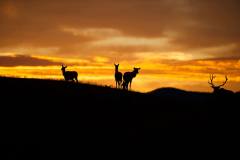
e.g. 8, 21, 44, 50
208, 74, 228, 88
208, 74, 216, 87
218, 76, 228, 87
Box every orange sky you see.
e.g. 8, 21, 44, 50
1, 0, 240, 92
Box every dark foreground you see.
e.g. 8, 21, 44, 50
1, 77, 239, 157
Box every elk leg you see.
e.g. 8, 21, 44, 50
119, 81, 122, 88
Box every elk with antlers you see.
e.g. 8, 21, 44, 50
208, 74, 233, 94
61, 65, 78, 83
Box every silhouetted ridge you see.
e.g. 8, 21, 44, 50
148, 87, 191, 95
1, 75, 239, 147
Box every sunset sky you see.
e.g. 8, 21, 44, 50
1, 0, 240, 92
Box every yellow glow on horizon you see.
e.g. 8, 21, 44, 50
93, 56, 109, 63
1, 53, 240, 93
1, 61, 240, 93
137, 52, 194, 61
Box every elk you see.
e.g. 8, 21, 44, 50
208, 74, 233, 94
61, 65, 78, 82
123, 67, 140, 90
114, 63, 123, 88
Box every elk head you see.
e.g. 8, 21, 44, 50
114, 63, 119, 69
133, 67, 141, 74
208, 74, 228, 93
61, 64, 67, 72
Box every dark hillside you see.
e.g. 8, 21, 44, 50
1, 77, 238, 155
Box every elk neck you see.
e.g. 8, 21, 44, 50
115, 67, 119, 73
62, 69, 66, 75
131, 70, 138, 77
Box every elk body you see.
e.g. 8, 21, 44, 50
123, 67, 140, 90
208, 74, 233, 94
61, 65, 78, 82
114, 64, 123, 88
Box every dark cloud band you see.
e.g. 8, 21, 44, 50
0, 55, 62, 66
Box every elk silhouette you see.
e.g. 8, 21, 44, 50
114, 63, 123, 88
208, 74, 233, 94
123, 67, 140, 90
61, 65, 78, 82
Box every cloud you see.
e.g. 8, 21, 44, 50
0, 0, 18, 18
0, 55, 62, 66
61, 27, 122, 38
0, 0, 240, 60
168, 0, 240, 49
